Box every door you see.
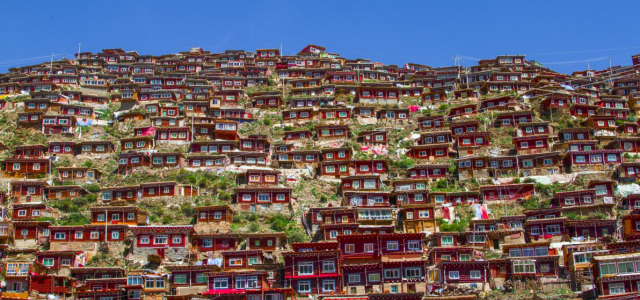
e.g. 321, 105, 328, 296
493, 239, 500, 250
157, 248, 165, 259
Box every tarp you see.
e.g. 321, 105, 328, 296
618, 183, 640, 197
138, 126, 156, 136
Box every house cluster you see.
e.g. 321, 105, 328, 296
1, 45, 640, 300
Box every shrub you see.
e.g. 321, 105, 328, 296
218, 191, 231, 201
64, 213, 90, 225
287, 227, 308, 243
269, 214, 290, 232
249, 222, 260, 232
85, 184, 101, 193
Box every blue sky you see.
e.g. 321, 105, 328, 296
1, 0, 639, 73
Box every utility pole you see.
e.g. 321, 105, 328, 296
280, 43, 283, 57
77, 43, 81, 64
50, 53, 54, 74
608, 57, 613, 87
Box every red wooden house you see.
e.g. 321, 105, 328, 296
30, 274, 73, 295
3, 157, 50, 176
12, 220, 50, 248
165, 265, 219, 295
283, 242, 341, 295
117, 152, 150, 174
35, 250, 77, 269
356, 86, 400, 104
190, 140, 236, 154
191, 233, 237, 252
243, 232, 287, 252
155, 127, 192, 143
418, 131, 451, 145
571, 103, 598, 117
406, 144, 449, 160
448, 103, 477, 118
320, 161, 351, 177
42, 115, 76, 135
456, 132, 490, 155
90, 205, 148, 226
494, 111, 534, 128
407, 164, 449, 181
194, 205, 234, 224
221, 250, 265, 270
512, 135, 550, 154
450, 120, 479, 135
418, 115, 446, 131
10, 180, 47, 202
150, 152, 182, 168
283, 130, 312, 141
591, 252, 640, 297
234, 186, 292, 207
480, 183, 534, 202
341, 175, 381, 191
353, 160, 387, 175
436, 260, 490, 288
13, 144, 46, 157
525, 217, 567, 242
48, 141, 77, 155
130, 225, 194, 261
239, 135, 270, 153
566, 219, 616, 241
315, 125, 350, 140
563, 149, 623, 172
12, 202, 57, 221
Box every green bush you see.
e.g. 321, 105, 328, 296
437, 218, 469, 232
249, 222, 260, 232
269, 214, 291, 232
85, 184, 101, 193
64, 213, 90, 225
287, 227, 308, 243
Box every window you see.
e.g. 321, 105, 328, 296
405, 240, 421, 251
405, 267, 422, 278
470, 270, 481, 279
196, 273, 207, 283
345, 244, 355, 253
42, 258, 54, 266
174, 274, 187, 284
449, 271, 460, 279
297, 281, 311, 293
229, 258, 243, 266
364, 243, 374, 253
609, 283, 625, 295
213, 278, 228, 289
54, 232, 66, 240
387, 241, 399, 251
618, 259, 635, 274
513, 260, 536, 273
154, 235, 168, 244
322, 280, 335, 293
595, 185, 607, 195
348, 274, 360, 283
535, 247, 549, 256
323, 261, 335, 273
111, 231, 120, 239
565, 198, 575, 205
384, 269, 400, 279
441, 236, 453, 246
545, 224, 561, 234
368, 273, 381, 282
298, 262, 313, 275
